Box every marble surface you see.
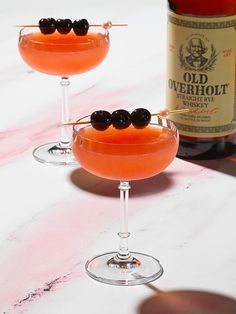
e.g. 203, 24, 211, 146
1, 0, 236, 313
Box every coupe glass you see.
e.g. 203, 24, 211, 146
18, 26, 109, 166
72, 116, 179, 285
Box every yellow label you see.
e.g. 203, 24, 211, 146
167, 11, 236, 137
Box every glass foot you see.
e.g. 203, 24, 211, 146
33, 142, 77, 166
85, 251, 163, 286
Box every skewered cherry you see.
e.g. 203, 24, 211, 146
111, 110, 132, 129
90, 110, 112, 131
56, 18, 73, 34
131, 108, 151, 129
39, 18, 56, 34
73, 19, 89, 36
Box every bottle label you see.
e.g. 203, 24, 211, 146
167, 11, 236, 138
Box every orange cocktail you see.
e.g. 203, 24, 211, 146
73, 124, 178, 181
18, 30, 109, 77
72, 116, 178, 286
18, 23, 110, 166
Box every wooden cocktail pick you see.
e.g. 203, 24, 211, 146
16, 22, 128, 29
64, 108, 190, 126
151, 108, 189, 117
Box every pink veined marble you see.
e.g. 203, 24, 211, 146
0, 197, 116, 311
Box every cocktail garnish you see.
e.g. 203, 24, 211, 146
73, 19, 90, 36
90, 110, 112, 131
39, 18, 56, 34
111, 110, 132, 129
131, 108, 151, 129
66, 108, 189, 130
56, 18, 73, 34
16, 19, 128, 35
39, 18, 89, 35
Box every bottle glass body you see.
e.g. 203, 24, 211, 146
167, 0, 236, 159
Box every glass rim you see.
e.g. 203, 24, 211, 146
19, 26, 109, 46
73, 115, 178, 147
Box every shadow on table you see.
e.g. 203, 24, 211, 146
185, 154, 236, 177
70, 168, 176, 198
138, 289, 236, 314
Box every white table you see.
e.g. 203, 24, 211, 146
1, 0, 236, 313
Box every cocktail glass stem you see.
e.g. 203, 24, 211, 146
59, 76, 71, 148
117, 181, 131, 260
107, 181, 141, 269
32, 76, 76, 165
85, 178, 164, 284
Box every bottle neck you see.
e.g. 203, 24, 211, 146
168, 0, 236, 17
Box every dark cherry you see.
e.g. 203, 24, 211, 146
90, 110, 112, 131
111, 110, 132, 129
131, 108, 151, 129
56, 18, 73, 34
39, 18, 56, 34
73, 19, 89, 36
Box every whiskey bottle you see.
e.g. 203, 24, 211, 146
167, 0, 236, 159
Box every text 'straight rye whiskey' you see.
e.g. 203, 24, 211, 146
167, 0, 236, 159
